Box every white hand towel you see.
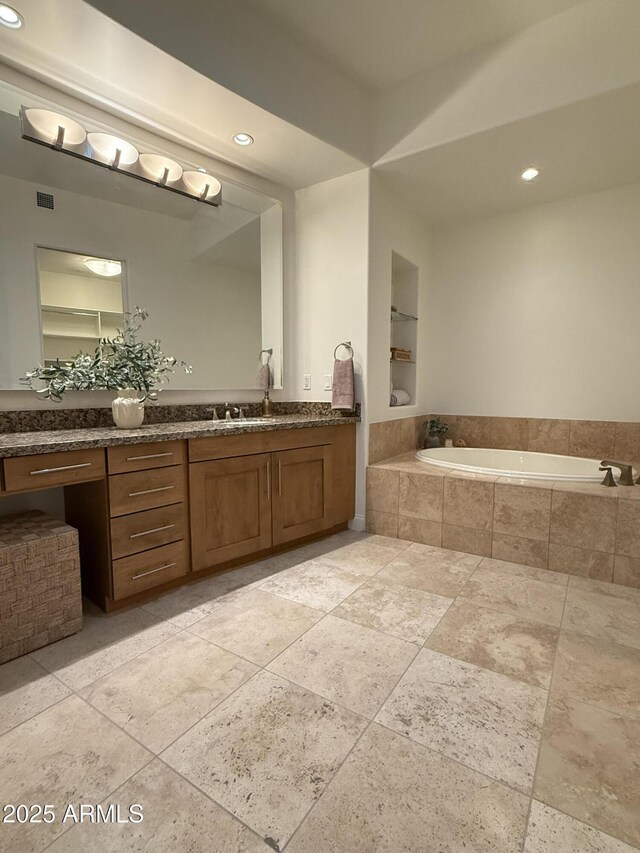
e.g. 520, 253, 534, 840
390, 389, 411, 406
256, 360, 272, 390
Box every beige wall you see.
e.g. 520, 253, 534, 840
427, 181, 640, 422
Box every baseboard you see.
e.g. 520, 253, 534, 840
349, 514, 366, 532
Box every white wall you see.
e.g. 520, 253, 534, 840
368, 173, 432, 423
293, 169, 370, 523
427, 181, 640, 421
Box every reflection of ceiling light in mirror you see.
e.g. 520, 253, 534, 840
182, 170, 222, 199
139, 153, 183, 183
24, 108, 87, 146
521, 167, 540, 181
233, 132, 254, 146
0, 4, 23, 28
84, 258, 122, 277
87, 132, 139, 167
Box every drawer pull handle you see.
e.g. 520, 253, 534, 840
128, 485, 175, 497
131, 561, 176, 581
130, 523, 176, 539
30, 462, 93, 476
126, 452, 174, 462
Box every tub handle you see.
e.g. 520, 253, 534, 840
600, 460, 635, 486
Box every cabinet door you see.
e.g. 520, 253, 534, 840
190, 453, 272, 570
272, 445, 333, 546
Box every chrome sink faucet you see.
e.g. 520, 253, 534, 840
224, 403, 240, 421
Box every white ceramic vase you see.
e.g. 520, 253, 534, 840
112, 389, 145, 429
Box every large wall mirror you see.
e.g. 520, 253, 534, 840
0, 82, 283, 391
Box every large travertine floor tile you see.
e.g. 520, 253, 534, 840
552, 630, 640, 720
426, 600, 559, 688
30, 607, 180, 690
378, 545, 481, 598
189, 588, 323, 665
535, 697, 640, 847
287, 723, 529, 853
0, 656, 70, 736
79, 632, 257, 753
377, 648, 546, 793
459, 566, 566, 626
320, 539, 403, 575
49, 759, 270, 853
563, 580, 640, 649
140, 575, 251, 628
259, 559, 370, 611
269, 614, 417, 718
480, 556, 568, 587
524, 800, 636, 853
332, 577, 452, 644
162, 670, 366, 850
0, 695, 151, 853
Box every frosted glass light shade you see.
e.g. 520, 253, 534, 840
88, 132, 139, 166
84, 258, 122, 277
139, 153, 183, 182
24, 109, 87, 146
182, 170, 222, 199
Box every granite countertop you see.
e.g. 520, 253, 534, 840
0, 414, 359, 458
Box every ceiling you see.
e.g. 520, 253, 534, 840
246, 0, 588, 90
377, 82, 640, 225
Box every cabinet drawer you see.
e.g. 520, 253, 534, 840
110, 503, 186, 559
109, 465, 184, 517
3, 449, 105, 493
107, 440, 185, 474
112, 540, 187, 600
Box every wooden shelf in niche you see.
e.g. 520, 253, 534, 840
389, 251, 419, 407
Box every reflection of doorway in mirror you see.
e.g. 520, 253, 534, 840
36, 247, 126, 366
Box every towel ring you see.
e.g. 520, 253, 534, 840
334, 341, 353, 360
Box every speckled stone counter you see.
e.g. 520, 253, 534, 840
0, 413, 359, 458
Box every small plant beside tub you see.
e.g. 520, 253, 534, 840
425, 417, 449, 448
22, 307, 191, 428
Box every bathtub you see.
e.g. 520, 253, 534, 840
416, 447, 606, 481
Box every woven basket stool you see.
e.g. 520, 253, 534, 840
0, 510, 83, 665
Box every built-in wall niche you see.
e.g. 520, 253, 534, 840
37, 248, 125, 366
389, 251, 418, 408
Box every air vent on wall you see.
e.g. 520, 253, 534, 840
36, 191, 54, 210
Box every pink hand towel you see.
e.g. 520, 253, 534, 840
332, 357, 355, 411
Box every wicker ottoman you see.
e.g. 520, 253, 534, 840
0, 510, 83, 665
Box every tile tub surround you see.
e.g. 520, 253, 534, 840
367, 453, 640, 587
0, 401, 361, 435
2, 532, 640, 851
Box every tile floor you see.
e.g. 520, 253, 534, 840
1, 531, 639, 852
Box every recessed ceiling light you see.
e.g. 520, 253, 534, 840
84, 258, 121, 277
233, 132, 254, 146
0, 4, 23, 28
521, 167, 539, 182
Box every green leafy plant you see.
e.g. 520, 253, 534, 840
427, 417, 449, 437
22, 307, 191, 403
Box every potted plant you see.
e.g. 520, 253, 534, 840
22, 307, 191, 428
425, 417, 448, 448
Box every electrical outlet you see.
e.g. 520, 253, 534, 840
303, 374, 311, 391
324, 374, 332, 391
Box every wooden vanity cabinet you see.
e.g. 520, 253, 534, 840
271, 445, 333, 545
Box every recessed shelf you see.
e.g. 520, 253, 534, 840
390, 359, 416, 365
390, 310, 418, 322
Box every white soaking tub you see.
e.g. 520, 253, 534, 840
415, 447, 607, 481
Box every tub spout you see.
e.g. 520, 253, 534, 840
601, 460, 635, 486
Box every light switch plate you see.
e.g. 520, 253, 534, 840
303, 374, 311, 390
324, 374, 332, 390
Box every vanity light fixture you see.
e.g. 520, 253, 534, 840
20, 105, 222, 206
88, 132, 139, 168
139, 153, 183, 184
182, 170, 223, 200
24, 108, 87, 147
0, 3, 23, 28
84, 258, 122, 277
521, 166, 540, 182
233, 132, 254, 146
